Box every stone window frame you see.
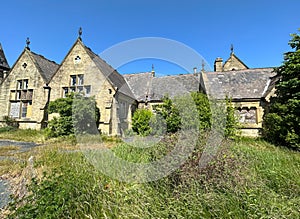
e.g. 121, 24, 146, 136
118, 101, 128, 119
9, 78, 33, 119
236, 106, 258, 124
62, 74, 91, 97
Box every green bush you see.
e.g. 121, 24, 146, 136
224, 97, 240, 140
155, 96, 181, 133
45, 93, 100, 138
0, 126, 17, 133
132, 108, 153, 136
3, 115, 19, 128
191, 91, 211, 130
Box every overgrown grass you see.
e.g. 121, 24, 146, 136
0, 128, 45, 143
5, 137, 300, 218
0, 146, 20, 156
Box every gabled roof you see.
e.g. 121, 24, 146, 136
29, 51, 59, 83
223, 52, 249, 71
201, 68, 276, 100
1, 48, 59, 85
82, 42, 135, 99
124, 72, 200, 102
123, 72, 153, 101
0, 43, 10, 70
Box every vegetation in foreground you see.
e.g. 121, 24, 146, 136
263, 29, 300, 150
0, 128, 298, 219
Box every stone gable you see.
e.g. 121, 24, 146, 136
0, 48, 58, 129
49, 39, 136, 135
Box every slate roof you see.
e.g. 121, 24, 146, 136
124, 72, 200, 102
83, 44, 135, 99
123, 72, 152, 101
30, 51, 59, 83
201, 68, 276, 100
0, 43, 10, 70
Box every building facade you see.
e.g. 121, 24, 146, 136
0, 34, 276, 136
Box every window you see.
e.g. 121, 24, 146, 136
23, 79, 28, 89
21, 102, 28, 118
85, 85, 91, 96
9, 79, 33, 119
236, 107, 257, 124
21, 91, 27, 99
78, 75, 84, 85
70, 75, 77, 86
16, 91, 21, 100
63, 75, 91, 97
63, 87, 69, 97
119, 102, 127, 119
27, 90, 33, 100
17, 80, 22, 89
77, 86, 83, 93
74, 55, 81, 64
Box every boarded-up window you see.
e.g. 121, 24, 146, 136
119, 102, 127, 119
236, 107, 257, 124
10, 79, 33, 119
10, 102, 20, 118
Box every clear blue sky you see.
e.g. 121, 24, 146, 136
1, 0, 300, 75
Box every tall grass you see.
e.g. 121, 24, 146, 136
0, 128, 45, 143
6, 137, 300, 218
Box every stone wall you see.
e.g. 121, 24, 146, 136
232, 100, 264, 137
0, 50, 49, 129
223, 54, 248, 71
49, 40, 135, 135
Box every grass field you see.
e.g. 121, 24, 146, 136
0, 129, 299, 218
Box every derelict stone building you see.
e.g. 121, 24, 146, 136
0, 32, 276, 136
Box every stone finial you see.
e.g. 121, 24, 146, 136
26, 37, 30, 50
78, 27, 83, 40
151, 64, 155, 76
201, 59, 205, 72
230, 44, 234, 54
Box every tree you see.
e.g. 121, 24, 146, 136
45, 93, 100, 137
263, 29, 300, 149
224, 97, 240, 140
191, 92, 211, 130
155, 96, 181, 133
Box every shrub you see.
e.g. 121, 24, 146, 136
132, 109, 153, 136
45, 93, 100, 138
155, 96, 181, 133
224, 97, 240, 140
3, 115, 19, 128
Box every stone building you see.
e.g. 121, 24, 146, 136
49, 37, 136, 135
201, 48, 276, 136
0, 43, 10, 83
0, 33, 276, 136
0, 40, 59, 129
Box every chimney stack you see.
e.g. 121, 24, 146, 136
214, 57, 223, 72
193, 67, 197, 74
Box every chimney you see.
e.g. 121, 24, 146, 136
193, 67, 197, 74
214, 57, 223, 72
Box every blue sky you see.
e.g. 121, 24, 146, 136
1, 0, 300, 75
